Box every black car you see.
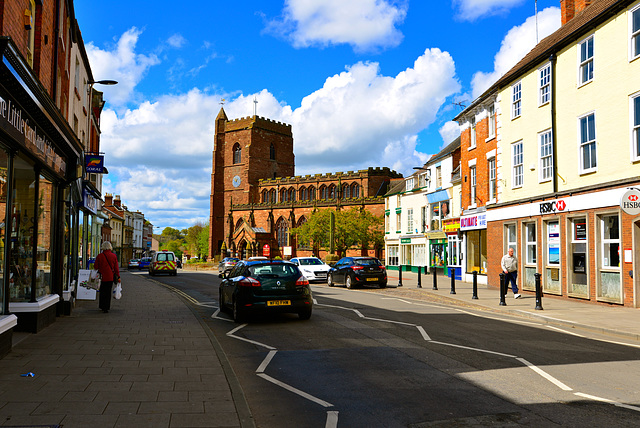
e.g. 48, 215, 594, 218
327, 257, 387, 289
218, 260, 313, 322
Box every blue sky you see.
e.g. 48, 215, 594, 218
74, 0, 561, 231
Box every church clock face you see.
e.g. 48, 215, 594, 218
232, 175, 241, 188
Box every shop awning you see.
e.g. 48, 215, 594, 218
427, 190, 450, 204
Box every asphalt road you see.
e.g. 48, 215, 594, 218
137, 269, 640, 428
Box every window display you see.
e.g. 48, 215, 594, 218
10, 157, 36, 302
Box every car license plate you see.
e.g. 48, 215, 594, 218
367, 278, 378, 282
267, 300, 291, 306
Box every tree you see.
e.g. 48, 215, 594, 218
197, 224, 209, 260
292, 208, 384, 256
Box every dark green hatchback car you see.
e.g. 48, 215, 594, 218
218, 260, 313, 323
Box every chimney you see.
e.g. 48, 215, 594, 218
114, 195, 122, 209
561, 0, 592, 25
104, 194, 113, 207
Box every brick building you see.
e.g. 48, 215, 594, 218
209, 108, 401, 260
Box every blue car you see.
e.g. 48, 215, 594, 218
138, 257, 152, 270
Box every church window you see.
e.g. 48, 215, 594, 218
269, 189, 277, 203
309, 186, 316, 201
233, 143, 241, 164
342, 184, 350, 199
289, 188, 296, 202
328, 185, 336, 200
270, 144, 276, 160
300, 187, 307, 201
276, 218, 289, 247
262, 190, 268, 203
280, 188, 287, 202
320, 186, 328, 200
352, 183, 360, 198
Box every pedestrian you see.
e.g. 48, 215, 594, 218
501, 247, 520, 299
94, 241, 120, 313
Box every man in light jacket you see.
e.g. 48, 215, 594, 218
501, 247, 520, 299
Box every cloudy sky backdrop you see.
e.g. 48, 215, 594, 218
74, 0, 561, 230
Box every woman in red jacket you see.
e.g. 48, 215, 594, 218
94, 241, 120, 313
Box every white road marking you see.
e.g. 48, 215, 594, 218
325, 411, 339, 428
227, 324, 277, 350
257, 373, 334, 408
516, 358, 573, 391
430, 340, 518, 358
574, 392, 640, 412
416, 326, 431, 341
256, 350, 277, 373
546, 325, 586, 337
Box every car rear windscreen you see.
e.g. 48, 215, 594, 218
157, 253, 174, 261
249, 264, 299, 278
354, 259, 379, 266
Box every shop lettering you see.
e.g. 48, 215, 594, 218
461, 217, 477, 228
540, 200, 567, 214
623, 202, 640, 209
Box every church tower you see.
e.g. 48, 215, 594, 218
209, 107, 294, 258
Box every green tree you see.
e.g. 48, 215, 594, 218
292, 208, 383, 257
197, 224, 210, 260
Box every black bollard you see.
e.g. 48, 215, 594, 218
417, 266, 422, 288
499, 272, 507, 306
398, 265, 403, 287
535, 273, 543, 310
449, 267, 456, 294
472, 270, 478, 299
432, 266, 438, 290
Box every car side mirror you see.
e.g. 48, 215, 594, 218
218, 272, 225, 279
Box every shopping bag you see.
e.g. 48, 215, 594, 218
113, 282, 122, 300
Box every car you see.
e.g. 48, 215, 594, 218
218, 257, 240, 274
247, 256, 268, 261
327, 257, 387, 289
290, 257, 331, 282
148, 251, 177, 276
138, 257, 152, 270
128, 259, 140, 270
218, 260, 313, 322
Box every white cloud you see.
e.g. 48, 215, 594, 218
99, 46, 460, 229
266, 0, 408, 51
454, 0, 525, 21
85, 28, 160, 106
471, 6, 560, 99
439, 121, 461, 146
166, 33, 187, 48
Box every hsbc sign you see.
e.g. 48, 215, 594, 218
621, 189, 640, 215
539, 199, 568, 214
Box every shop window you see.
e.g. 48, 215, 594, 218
544, 220, 561, 294
10, 157, 36, 302
523, 222, 537, 292
36, 175, 54, 298
429, 241, 446, 268
0, 150, 8, 311
505, 223, 517, 257
447, 235, 460, 266
466, 229, 487, 274
568, 217, 588, 297
597, 214, 621, 303
387, 245, 399, 266
412, 244, 426, 267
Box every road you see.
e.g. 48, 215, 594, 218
137, 269, 640, 428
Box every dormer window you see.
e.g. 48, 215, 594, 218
405, 177, 414, 191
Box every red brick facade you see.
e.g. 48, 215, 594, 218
209, 108, 401, 260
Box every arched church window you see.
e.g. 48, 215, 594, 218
342, 184, 350, 199
320, 185, 328, 200
233, 143, 241, 164
269, 189, 277, 203
309, 186, 316, 201
289, 188, 296, 202
276, 217, 289, 248
352, 183, 360, 198
328, 184, 336, 200
262, 190, 268, 203
300, 187, 307, 201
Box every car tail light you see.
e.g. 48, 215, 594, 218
296, 276, 309, 286
379, 265, 386, 270
352, 265, 364, 271
238, 277, 261, 287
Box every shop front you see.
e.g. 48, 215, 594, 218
443, 218, 462, 280
460, 211, 487, 284
487, 185, 640, 307
0, 39, 82, 338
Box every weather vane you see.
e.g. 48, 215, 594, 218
220, 98, 225, 106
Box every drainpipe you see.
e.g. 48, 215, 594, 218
550, 52, 558, 194
52, 0, 61, 102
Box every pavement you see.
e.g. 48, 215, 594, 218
0, 268, 638, 428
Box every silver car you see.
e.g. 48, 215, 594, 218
290, 257, 331, 282
218, 257, 240, 274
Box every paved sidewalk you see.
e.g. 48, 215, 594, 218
0, 272, 249, 428
381, 270, 640, 342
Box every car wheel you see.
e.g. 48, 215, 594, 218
379, 282, 387, 289
327, 273, 334, 287
233, 299, 246, 323
219, 290, 227, 313
346, 274, 354, 289
298, 308, 312, 320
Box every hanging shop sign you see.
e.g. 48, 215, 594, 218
85, 154, 104, 173
0, 85, 67, 176
620, 188, 640, 216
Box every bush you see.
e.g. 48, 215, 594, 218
325, 254, 339, 266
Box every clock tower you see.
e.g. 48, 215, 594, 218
209, 107, 294, 257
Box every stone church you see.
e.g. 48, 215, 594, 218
208, 107, 401, 260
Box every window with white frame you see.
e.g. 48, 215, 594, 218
512, 141, 523, 188
631, 4, 640, 60
598, 214, 621, 302
579, 112, 597, 172
469, 166, 476, 206
396, 212, 401, 232
539, 129, 553, 182
488, 157, 496, 201
512, 81, 522, 119
539, 63, 551, 105
419, 172, 428, 187
506, 224, 517, 257
525, 222, 536, 264
385, 213, 389, 233
406, 177, 414, 191
488, 104, 496, 139
387, 245, 399, 266
421, 206, 428, 232
407, 208, 414, 234
633, 93, 640, 160
579, 35, 594, 85
436, 166, 442, 188
470, 116, 477, 148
